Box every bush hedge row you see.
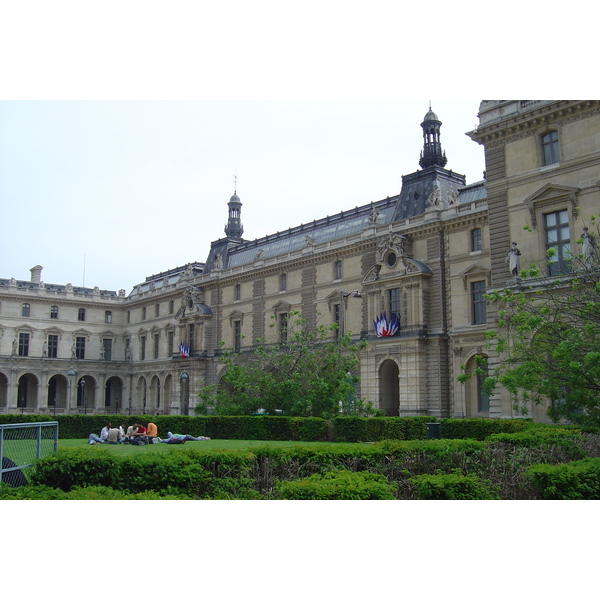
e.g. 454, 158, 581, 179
16, 431, 599, 499
0, 414, 554, 442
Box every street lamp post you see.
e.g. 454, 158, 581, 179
67, 367, 75, 414
181, 372, 189, 415
79, 378, 85, 414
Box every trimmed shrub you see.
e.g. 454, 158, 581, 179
409, 473, 500, 500
527, 458, 600, 499
437, 418, 533, 440
275, 470, 398, 500
0, 484, 185, 500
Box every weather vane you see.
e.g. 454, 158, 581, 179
232, 171, 238, 194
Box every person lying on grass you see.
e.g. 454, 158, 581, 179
159, 431, 210, 443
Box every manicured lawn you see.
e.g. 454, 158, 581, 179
57, 438, 332, 453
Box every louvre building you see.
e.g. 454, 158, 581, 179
1, 101, 598, 421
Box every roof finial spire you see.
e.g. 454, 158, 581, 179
232, 170, 238, 194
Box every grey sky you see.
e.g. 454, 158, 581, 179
0, 99, 485, 291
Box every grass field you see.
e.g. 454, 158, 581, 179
57, 438, 333, 453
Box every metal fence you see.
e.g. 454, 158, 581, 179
0, 422, 58, 487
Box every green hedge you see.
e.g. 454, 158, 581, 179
527, 458, 600, 499
0, 414, 576, 444
275, 470, 398, 500
409, 473, 500, 500
437, 418, 534, 440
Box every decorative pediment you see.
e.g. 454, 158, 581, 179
458, 264, 491, 290
43, 326, 64, 337
176, 286, 211, 320
375, 233, 413, 264
523, 183, 580, 228
271, 300, 292, 315
362, 257, 431, 284
228, 309, 245, 325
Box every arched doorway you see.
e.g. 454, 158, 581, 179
76, 375, 96, 414
47, 374, 69, 413
0, 372, 8, 409
104, 377, 123, 413
136, 376, 147, 414
163, 374, 172, 415
464, 355, 489, 417
149, 375, 161, 415
17, 373, 38, 411
379, 359, 399, 416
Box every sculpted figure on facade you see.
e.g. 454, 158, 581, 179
71, 342, 77, 359
376, 233, 409, 264
214, 253, 223, 269
12, 338, 17, 356
447, 190, 459, 205
42, 341, 48, 358
304, 235, 315, 247
254, 249, 265, 261
506, 242, 521, 277
427, 182, 441, 207
581, 227, 596, 267
367, 208, 380, 225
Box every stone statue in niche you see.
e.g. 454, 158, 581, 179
506, 242, 521, 277
42, 341, 48, 358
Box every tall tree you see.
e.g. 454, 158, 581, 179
196, 312, 376, 418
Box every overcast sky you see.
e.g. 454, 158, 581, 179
1, 0, 595, 586
0, 99, 485, 291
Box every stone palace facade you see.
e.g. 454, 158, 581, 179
1, 101, 598, 420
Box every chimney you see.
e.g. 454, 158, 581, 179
30, 265, 43, 283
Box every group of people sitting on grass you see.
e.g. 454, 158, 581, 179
87, 422, 210, 445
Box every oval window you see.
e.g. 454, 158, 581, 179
386, 252, 397, 267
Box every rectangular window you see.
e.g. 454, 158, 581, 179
471, 228, 482, 252
280, 273, 287, 291
18, 333, 29, 357
235, 284, 241, 301
334, 260, 342, 280
545, 210, 572, 276
333, 304, 340, 338
142, 307, 146, 320
389, 288, 401, 319
471, 281, 487, 325
189, 324, 195, 355
48, 334, 58, 358
50, 306, 59, 319
140, 336, 146, 361
102, 338, 112, 361
155, 303, 160, 318
105, 310, 112, 323
127, 310, 131, 323
168, 331, 174, 357
154, 334, 160, 359
75, 336, 85, 360
234, 320, 242, 351
78, 308, 86, 321
22, 303, 30, 317
279, 313, 288, 343
542, 131, 560, 166
169, 300, 174, 314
